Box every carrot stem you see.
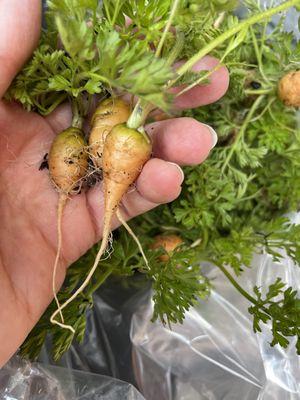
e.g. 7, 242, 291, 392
127, 99, 154, 130
155, 0, 180, 58
71, 100, 83, 129
174, 0, 300, 82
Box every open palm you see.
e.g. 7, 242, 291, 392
0, 0, 229, 366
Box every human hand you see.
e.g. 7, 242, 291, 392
0, 0, 229, 366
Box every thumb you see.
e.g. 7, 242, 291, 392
0, 0, 42, 98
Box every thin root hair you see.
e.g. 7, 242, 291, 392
116, 208, 149, 270
50, 222, 114, 332
51, 193, 68, 329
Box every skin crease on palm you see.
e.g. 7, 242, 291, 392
0, 0, 229, 367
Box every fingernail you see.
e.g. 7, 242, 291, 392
167, 162, 185, 184
202, 124, 218, 148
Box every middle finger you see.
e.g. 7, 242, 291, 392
147, 117, 217, 166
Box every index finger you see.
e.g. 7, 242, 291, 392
0, 0, 41, 98
173, 55, 230, 109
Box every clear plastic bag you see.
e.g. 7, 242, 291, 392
131, 214, 300, 400
0, 356, 145, 400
